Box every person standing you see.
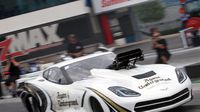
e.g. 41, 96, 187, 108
150, 28, 171, 64
66, 34, 84, 58
4, 55, 21, 97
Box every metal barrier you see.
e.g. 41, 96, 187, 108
179, 27, 200, 48
179, 27, 193, 49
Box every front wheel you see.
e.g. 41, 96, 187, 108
26, 96, 41, 112
90, 97, 104, 112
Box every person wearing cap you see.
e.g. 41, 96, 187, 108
67, 34, 84, 58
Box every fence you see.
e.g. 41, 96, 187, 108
179, 28, 200, 48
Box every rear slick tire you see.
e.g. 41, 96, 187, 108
26, 96, 41, 112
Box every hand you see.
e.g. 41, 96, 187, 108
152, 41, 158, 48
73, 52, 83, 57
69, 52, 83, 58
155, 44, 165, 49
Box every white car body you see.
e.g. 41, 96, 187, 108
17, 50, 192, 112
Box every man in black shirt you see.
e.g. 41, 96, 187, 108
141, 28, 171, 64
67, 34, 84, 58
4, 55, 21, 97
151, 28, 171, 64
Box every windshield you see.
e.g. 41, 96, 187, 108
186, 0, 200, 13
63, 53, 115, 82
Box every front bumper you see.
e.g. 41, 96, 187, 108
134, 88, 192, 112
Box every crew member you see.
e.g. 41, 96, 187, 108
4, 55, 21, 97
151, 28, 171, 64
67, 34, 84, 58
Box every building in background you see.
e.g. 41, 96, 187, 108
138, 0, 182, 39
90, 0, 182, 44
0, 0, 98, 62
91, 0, 148, 45
0, 0, 186, 63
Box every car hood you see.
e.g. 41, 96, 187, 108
73, 64, 182, 97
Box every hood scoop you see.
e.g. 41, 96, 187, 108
133, 71, 156, 79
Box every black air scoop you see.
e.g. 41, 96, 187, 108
133, 71, 156, 79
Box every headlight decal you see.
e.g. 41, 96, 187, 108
88, 88, 131, 112
108, 86, 141, 97
175, 68, 187, 83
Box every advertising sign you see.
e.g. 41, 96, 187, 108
92, 0, 148, 14
0, 16, 95, 62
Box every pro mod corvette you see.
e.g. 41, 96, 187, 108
17, 49, 192, 112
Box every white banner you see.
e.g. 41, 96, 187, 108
92, 0, 149, 14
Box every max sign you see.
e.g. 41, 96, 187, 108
0, 24, 62, 61
92, 0, 148, 14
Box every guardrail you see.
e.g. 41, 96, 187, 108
179, 27, 193, 49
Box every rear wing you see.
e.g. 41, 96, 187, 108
116, 49, 144, 62
109, 49, 144, 70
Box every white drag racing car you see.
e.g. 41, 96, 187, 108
17, 49, 192, 112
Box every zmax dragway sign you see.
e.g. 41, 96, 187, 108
92, 0, 149, 14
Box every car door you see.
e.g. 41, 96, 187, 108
41, 67, 86, 111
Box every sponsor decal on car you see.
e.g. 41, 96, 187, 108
57, 92, 78, 107
138, 76, 171, 89
57, 92, 69, 99
58, 100, 78, 107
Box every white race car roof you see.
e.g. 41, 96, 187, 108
49, 52, 114, 68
